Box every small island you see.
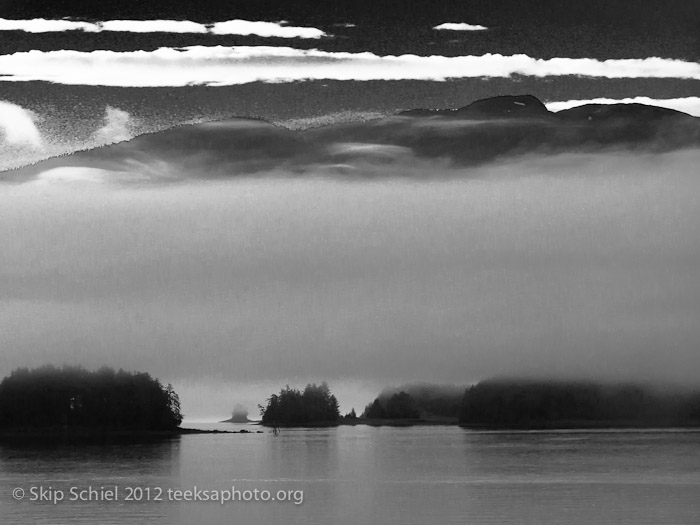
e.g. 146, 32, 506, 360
0, 365, 249, 440
257, 381, 462, 427
257, 378, 700, 430
259, 382, 340, 427
0, 365, 182, 432
221, 404, 252, 423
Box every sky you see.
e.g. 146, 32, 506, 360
1, 2, 700, 419
3, 144, 700, 418
1, 1, 699, 169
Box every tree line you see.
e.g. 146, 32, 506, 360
0, 365, 183, 431
362, 392, 421, 419
362, 383, 464, 420
458, 378, 700, 428
261, 378, 700, 428
259, 382, 340, 426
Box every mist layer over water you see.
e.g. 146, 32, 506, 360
1, 150, 699, 417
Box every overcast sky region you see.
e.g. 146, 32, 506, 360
1, 1, 700, 419
3, 147, 700, 417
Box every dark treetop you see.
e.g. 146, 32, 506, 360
259, 382, 340, 427
459, 378, 700, 429
0, 365, 183, 432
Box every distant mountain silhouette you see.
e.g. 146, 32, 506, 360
72, 119, 306, 172
555, 102, 690, 122
400, 95, 553, 119
316, 95, 700, 165
8, 95, 700, 181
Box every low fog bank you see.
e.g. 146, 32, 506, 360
378, 382, 467, 401
2, 148, 700, 417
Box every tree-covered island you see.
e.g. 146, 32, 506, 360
259, 378, 700, 429
0, 365, 185, 437
259, 382, 340, 427
458, 378, 700, 429
360, 383, 464, 425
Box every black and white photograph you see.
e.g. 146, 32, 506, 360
1, 0, 700, 523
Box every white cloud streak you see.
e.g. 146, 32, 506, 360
100, 20, 208, 33
93, 106, 135, 144
547, 97, 700, 117
0, 18, 325, 38
434, 22, 488, 31
0, 100, 43, 147
210, 20, 325, 38
1, 47, 699, 87
0, 18, 99, 32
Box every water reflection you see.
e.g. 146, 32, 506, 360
0, 435, 181, 477
460, 429, 700, 483
0, 437, 182, 525
1, 427, 699, 525
269, 429, 339, 480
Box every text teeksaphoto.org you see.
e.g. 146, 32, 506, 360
12, 485, 304, 505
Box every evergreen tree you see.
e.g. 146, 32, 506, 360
259, 382, 340, 426
0, 365, 183, 431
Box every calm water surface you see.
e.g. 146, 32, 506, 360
1, 424, 699, 524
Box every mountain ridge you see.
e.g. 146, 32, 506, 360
5, 94, 700, 180
399, 94, 695, 121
